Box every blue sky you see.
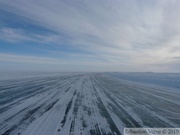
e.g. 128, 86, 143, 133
0, 0, 180, 72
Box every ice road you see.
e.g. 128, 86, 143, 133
0, 73, 180, 135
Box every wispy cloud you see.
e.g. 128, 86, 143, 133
0, 27, 63, 44
0, 0, 180, 72
0, 53, 108, 67
0, 28, 31, 42
0, 53, 61, 64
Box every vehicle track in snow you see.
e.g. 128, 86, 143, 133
0, 73, 180, 135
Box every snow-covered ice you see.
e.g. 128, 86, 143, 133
107, 72, 180, 91
0, 73, 180, 135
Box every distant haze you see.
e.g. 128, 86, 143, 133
0, 0, 180, 72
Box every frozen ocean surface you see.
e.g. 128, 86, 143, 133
106, 72, 180, 91
0, 71, 84, 80
0, 72, 180, 135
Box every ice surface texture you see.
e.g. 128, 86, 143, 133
107, 72, 180, 90
0, 73, 180, 135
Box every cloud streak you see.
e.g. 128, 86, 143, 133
0, 0, 180, 72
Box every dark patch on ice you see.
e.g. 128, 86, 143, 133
41, 99, 59, 116
73, 90, 77, 96
4, 105, 30, 123
89, 126, 102, 135
22, 106, 41, 121
97, 99, 121, 135
65, 87, 71, 93
73, 92, 81, 115
93, 85, 121, 135
103, 90, 141, 127
65, 99, 73, 115
81, 116, 87, 128
90, 129, 96, 135
61, 96, 73, 127
94, 124, 101, 135
169, 118, 180, 125
1, 125, 17, 135
133, 107, 173, 127
70, 116, 75, 133
83, 106, 91, 116
1, 103, 45, 135
0, 85, 45, 106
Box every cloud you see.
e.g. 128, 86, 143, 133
0, 53, 61, 64
0, 0, 180, 72
0, 27, 64, 44
0, 53, 108, 66
0, 28, 31, 42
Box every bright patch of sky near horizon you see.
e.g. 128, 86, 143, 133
0, 0, 180, 72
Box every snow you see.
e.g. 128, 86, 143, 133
0, 73, 180, 135
106, 72, 180, 93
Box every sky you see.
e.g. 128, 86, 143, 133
0, 0, 180, 72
